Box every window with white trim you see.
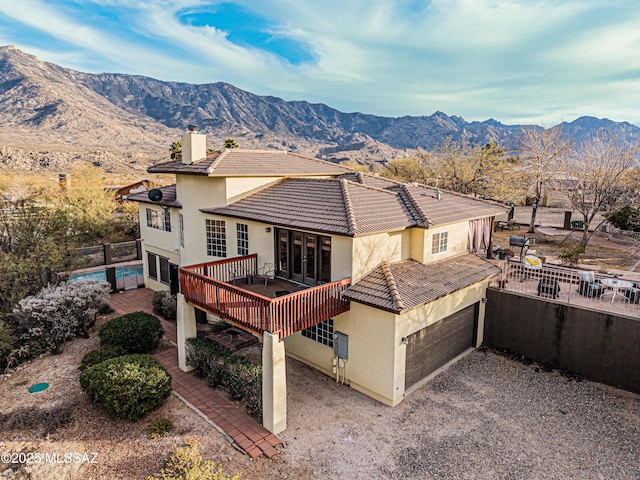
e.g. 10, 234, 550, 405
146, 208, 171, 232
237, 223, 249, 255
179, 213, 185, 248
159, 257, 170, 284
431, 231, 448, 254
206, 219, 227, 257
147, 252, 158, 280
302, 318, 334, 348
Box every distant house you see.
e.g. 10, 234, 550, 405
128, 129, 507, 434
107, 179, 156, 203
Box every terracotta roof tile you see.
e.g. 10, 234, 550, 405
125, 184, 181, 208
148, 148, 352, 177
204, 178, 418, 236
344, 254, 500, 313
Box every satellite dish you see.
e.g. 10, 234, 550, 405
148, 189, 163, 202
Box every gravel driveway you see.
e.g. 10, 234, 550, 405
280, 349, 640, 480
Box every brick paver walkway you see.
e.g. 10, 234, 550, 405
108, 289, 281, 458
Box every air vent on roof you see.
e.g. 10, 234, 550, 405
188, 124, 199, 132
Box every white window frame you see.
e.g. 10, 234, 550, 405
237, 223, 249, 256
431, 231, 448, 254
206, 219, 227, 257
146, 208, 171, 232
302, 318, 334, 348
179, 213, 185, 248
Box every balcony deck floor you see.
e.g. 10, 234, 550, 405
229, 276, 310, 298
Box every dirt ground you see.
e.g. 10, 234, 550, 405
491, 229, 640, 272
2, 312, 639, 479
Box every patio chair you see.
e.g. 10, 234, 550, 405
254, 262, 275, 286
629, 284, 640, 304
577, 271, 605, 298
228, 267, 248, 285
537, 278, 560, 299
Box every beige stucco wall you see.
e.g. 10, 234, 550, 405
286, 280, 489, 407
225, 177, 281, 204
351, 231, 409, 282
420, 221, 469, 264
138, 204, 180, 289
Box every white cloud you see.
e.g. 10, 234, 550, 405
1, 0, 639, 125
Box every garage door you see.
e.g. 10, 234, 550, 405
405, 303, 478, 388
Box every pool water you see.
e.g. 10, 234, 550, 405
70, 264, 143, 282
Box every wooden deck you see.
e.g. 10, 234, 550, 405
180, 254, 351, 339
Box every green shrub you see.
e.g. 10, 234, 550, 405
80, 354, 171, 420
151, 291, 166, 316
152, 291, 177, 320
559, 241, 585, 267
99, 312, 163, 353
185, 337, 262, 421
148, 437, 242, 480
185, 336, 232, 378
79, 346, 128, 371
147, 416, 173, 439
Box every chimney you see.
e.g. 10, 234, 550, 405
59, 173, 70, 190
181, 125, 206, 165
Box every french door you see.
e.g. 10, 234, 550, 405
276, 229, 331, 285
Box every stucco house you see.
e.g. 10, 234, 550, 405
128, 128, 506, 434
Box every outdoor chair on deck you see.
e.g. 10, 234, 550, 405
228, 267, 248, 285
537, 278, 560, 299
577, 271, 605, 298
629, 284, 640, 304
254, 262, 275, 287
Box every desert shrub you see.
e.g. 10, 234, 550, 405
10, 280, 111, 355
559, 241, 585, 267
80, 346, 128, 371
80, 354, 171, 420
185, 336, 232, 378
99, 311, 163, 353
149, 437, 242, 480
147, 416, 173, 439
161, 294, 177, 320
152, 291, 167, 316
185, 337, 262, 421
0, 401, 77, 437
152, 291, 177, 320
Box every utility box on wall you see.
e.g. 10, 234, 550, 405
334, 332, 348, 359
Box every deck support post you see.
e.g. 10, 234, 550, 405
262, 331, 287, 434
177, 293, 197, 372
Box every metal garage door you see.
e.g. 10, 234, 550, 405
405, 303, 478, 388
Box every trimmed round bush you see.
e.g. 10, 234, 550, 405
80, 354, 171, 420
99, 311, 163, 353
79, 346, 128, 371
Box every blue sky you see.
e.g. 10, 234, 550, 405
1, 0, 639, 126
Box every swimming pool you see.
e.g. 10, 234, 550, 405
70, 263, 144, 288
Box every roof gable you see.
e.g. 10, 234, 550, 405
148, 148, 352, 177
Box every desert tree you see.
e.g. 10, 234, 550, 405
517, 125, 573, 232
382, 153, 435, 185
0, 196, 80, 313
170, 140, 182, 159
224, 138, 239, 149
55, 163, 119, 243
557, 132, 639, 248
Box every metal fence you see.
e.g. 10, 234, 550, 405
77, 240, 142, 267
490, 260, 640, 317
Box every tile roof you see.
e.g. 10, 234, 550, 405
125, 184, 182, 208
204, 178, 417, 236
401, 183, 507, 225
148, 148, 352, 177
344, 254, 501, 313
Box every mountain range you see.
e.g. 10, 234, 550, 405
1, 44, 639, 172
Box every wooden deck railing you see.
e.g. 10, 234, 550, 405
179, 255, 351, 338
